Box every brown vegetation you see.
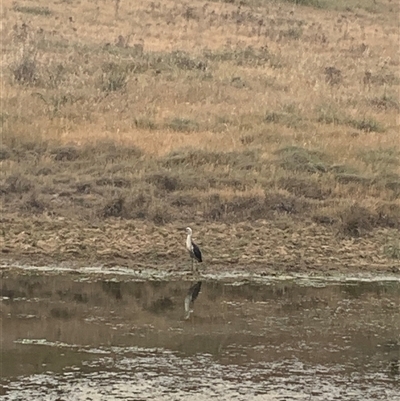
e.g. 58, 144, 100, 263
0, 0, 399, 270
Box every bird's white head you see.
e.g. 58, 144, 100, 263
186, 227, 192, 235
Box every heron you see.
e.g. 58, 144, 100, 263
184, 281, 202, 320
185, 227, 202, 271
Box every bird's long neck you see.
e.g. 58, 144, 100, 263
186, 234, 192, 249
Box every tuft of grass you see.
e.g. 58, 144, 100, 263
101, 195, 125, 218
95, 177, 131, 188
146, 173, 181, 192
276, 146, 330, 174
162, 149, 259, 169
279, 177, 329, 200
11, 54, 38, 86
100, 63, 128, 92
359, 148, 399, 173
33, 92, 77, 118
369, 94, 399, 110
334, 173, 372, 186
100, 50, 207, 75
347, 117, 384, 133
316, 104, 345, 125
265, 111, 304, 129
21, 192, 47, 214
338, 204, 375, 237
167, 118, 199, 133
134, 117, 158, 130
13, 5, 52, 16
204, 194, 274, 222
376, 203, 400, 229
166, 51, 207, 71
281, 27, 303, 40
282, 0, 322, 7
317, 105, 384, 132
384, 177, 400, 194
204, 46, 280, 68
0, 147, 11, 160
324, 67, 342, 85
384, 242, 400, 260
3, 175, 33, 194
51, 147, 80, 162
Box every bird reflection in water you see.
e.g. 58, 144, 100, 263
184, 281, 202, 320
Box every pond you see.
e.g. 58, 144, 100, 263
1, 269, 399, 400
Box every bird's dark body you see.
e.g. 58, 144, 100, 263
191, 242, 202, 263
188, 281, 202, 302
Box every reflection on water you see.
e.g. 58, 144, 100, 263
0, 272, 399, 400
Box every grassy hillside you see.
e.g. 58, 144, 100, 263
1, 0, 399, 267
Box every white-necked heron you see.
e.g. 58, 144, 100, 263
185, 227, 202, 271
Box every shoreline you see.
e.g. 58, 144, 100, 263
1, 262, 400, 284
1, 215, 399, 278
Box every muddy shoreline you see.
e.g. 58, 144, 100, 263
1, 215, 399, 278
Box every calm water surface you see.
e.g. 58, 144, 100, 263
0, 270, 399, 400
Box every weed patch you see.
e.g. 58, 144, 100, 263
11, 54, 39, 86
167, 118, 199, 133
101, 195, 125, 218
338, 204, 375, 237
3, 175, 33, 194
21, 193, 47, 214
324, 67, 342, 85
100, 63, 128, 92
359, 148, 399, 172
51, 147, 80, 162
384, 242, 400, 260
385, 178, 400, 194
265, 111, 304, 129
282, 0, 322, 7
162, 149, 259, 169
147, 173, 181, 192
316, 104, 345, 125
368, 94, 399, 110
204, 194, 263, 221
276, 146, 330, 174
204, 46, 279, 68
316, 105, 384, 132
376, 203, 400, 229
0, 147, 11, 161
279, 177, 329, 199
334, 173, 372, 186
347, 117, 384, 133
95, 177, 131, 188
13, 5, 52, 16
134, 118, 158, 130
165, 51, 207, 71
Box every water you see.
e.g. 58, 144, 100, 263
1, 270, 399, 400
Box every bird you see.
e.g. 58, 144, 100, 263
185, 227, 202, 271
184, 281, 202, 320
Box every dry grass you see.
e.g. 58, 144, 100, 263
1, 0, 399, 241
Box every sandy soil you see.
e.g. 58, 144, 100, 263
1, 214, 399, 276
